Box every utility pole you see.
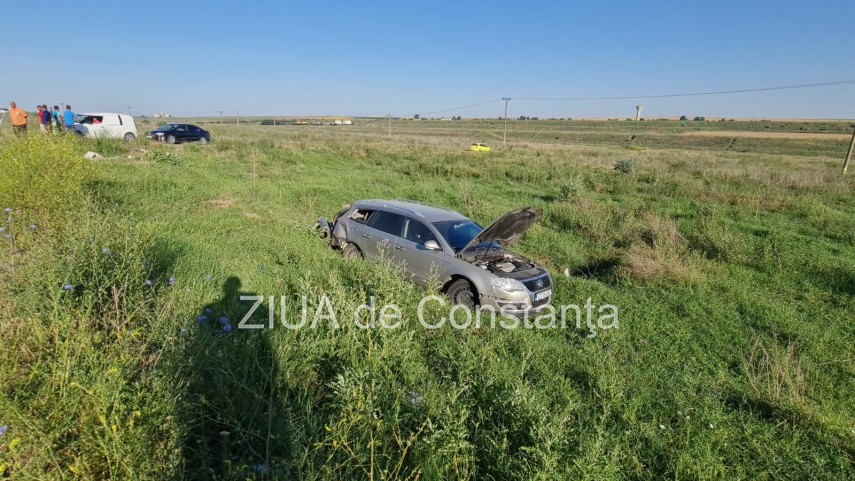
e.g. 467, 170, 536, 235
843, 124, 855, 175
388, 113, 391, 138
127, 106, 133, 117
502, 97, 511, 146
236, 109, 239, 126
218, 111, 224, 124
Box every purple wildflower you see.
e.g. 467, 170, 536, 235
63, 284, 73, 291
197, 315, 207, 323
0, 425, 7, 436
219, 316, 229, 326
223, 323, 232, 332
0, 228, 5, 233
168, 277, 175, 286
145, 279, 152, 286
204, 308, 212, 314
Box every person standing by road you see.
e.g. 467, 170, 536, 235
9, 101, 28, 135
52, 105, 62, 132
37, 105, 46, 133
63, 105, 75, 132
41, 105, 52, 133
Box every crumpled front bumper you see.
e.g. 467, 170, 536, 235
315, 217, 331, 239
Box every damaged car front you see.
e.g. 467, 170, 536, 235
317, 200, 552, 316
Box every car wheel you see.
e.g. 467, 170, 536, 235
123, 132, 136, 143
199, 137, 208, 144
166, 135, 177, 144
447, 279, 478, 308
342, 243, 363, 260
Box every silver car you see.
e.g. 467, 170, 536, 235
317, 200, 553, 315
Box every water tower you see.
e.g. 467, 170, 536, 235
635, 105, 643, 121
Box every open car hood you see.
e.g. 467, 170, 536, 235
460, 206, 542, 252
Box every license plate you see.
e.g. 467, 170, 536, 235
534, 289, 552, 301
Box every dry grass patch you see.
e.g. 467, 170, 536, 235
742, 334, 806, 407
616, 212, 699, 284
206, 198, 235, 208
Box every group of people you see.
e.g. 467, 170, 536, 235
7, 101, 76, 135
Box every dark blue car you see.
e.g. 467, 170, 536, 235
145, 124, 211, 144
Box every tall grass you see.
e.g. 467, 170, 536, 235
1, 127, 853, 480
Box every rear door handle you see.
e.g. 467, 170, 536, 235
360, 233, 370, 238
395, 246, 405, 251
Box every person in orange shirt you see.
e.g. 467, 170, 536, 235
9, 101, 28, 135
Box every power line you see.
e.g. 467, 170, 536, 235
409, 79, 855, 117
514, 79, 855, 101
418, 99, 501, 116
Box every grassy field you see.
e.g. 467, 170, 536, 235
1, 119, 854, 480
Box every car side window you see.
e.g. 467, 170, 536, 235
349, 209, 374, 224
177, 125, 186, 131
369, 211, 405, 237
402, 217, 438, 246
188, 126, 199, 132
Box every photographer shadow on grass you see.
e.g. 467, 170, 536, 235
178, 276, 290, 479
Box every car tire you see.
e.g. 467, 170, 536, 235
199, 137, 208, 144
447, 279, 478, 308
166, 135, 177, 144
342, 243, 363, 260
123, 132, 136, 143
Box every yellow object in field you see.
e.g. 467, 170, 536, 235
469, 143, 491, 152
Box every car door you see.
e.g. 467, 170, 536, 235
395, 216, 446, 285
362, 210, 404, 260
350, 210, 404, 259
82, 115, 105, 138
173, 125, 188, 141
186, 125, 200, 141
103, 115, 122, 138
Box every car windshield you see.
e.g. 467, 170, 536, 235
432, 219, 485, 252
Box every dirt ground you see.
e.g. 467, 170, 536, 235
680, 130, 852, 140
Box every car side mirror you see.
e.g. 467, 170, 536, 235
424, 240, 441, 251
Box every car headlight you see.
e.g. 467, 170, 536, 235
491, 277, 525, 292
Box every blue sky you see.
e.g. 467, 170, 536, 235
3, 1, 854, 118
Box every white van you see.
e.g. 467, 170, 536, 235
73, 113, 138, 142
